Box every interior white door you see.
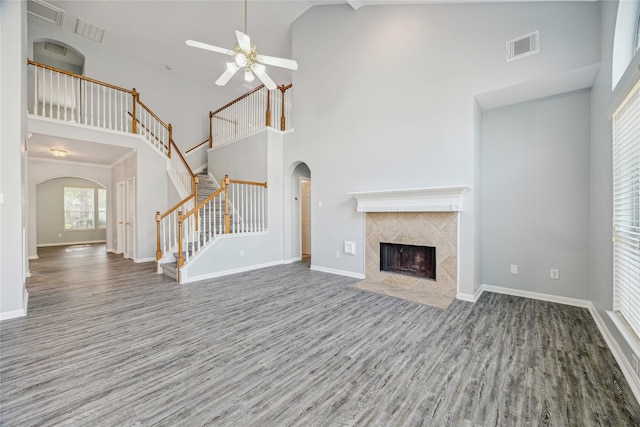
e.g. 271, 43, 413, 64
301, 179, 311, 256
125, 177, 135, 260
116, 181, 125, 254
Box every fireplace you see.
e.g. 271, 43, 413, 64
380, 242, 436, 280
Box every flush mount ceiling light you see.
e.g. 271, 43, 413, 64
185, 0, 297, 90
50, 148, 68, 157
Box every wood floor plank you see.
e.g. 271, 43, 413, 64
1, 244, 639, 426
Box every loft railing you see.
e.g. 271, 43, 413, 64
158, 175, 267, 281
27, 60, 196, 196
206, 83, 293, 150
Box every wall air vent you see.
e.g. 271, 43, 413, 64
27, 0, 65, 28
506, 31, 539, 62
44, 42, 67, 56
75, 19, 106, 43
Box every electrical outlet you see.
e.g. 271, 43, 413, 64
510, 264, 518, 275
335, 251, 340, 259
240, 250, 245, 257
550, 269, 559, 280
633, 354, 639, 374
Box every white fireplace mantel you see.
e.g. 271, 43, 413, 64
349, 186, 471, 212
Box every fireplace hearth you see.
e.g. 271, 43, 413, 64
380, 242, 436, 280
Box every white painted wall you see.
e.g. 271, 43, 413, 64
482, 89, 591, 299
290, 2, 600, 294
0, 0, 29, 320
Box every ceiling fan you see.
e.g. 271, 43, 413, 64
185, 0, 298, 90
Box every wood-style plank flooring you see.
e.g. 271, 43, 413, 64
1, 244, 639, 426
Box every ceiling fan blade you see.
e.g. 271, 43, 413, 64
215, 62, 241, 86
256, 54, 298, 71
186, 39, 234, 56
235, 30, 252, 52
251, 63, 276, 90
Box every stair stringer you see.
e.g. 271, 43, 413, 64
166, 158, 190, 199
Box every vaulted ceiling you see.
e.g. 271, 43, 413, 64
29, 0, 594, 90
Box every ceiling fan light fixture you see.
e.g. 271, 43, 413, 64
244, 68, 255, 82
235, 52, 248, 67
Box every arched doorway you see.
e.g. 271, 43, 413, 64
285, 162, 311, 266
35, 177, 108, 254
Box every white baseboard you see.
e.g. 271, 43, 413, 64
0, 309, 26, 321
310, 265, 365, 279
284, 256, 302, 264
183, 260, 285, 284
37, 240, 106, 248
134, 257, 156, 263
478, 284, 592, 308
477, 283, 639, 405
29, 255, 39, 260
590, 307, 640, 405
457, 286, 484, 302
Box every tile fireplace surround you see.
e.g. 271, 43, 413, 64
350, 186, 470, 309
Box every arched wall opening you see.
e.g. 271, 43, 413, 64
35, 176, 108, 251
284, 161, 311, 265
32, 39, 85, 74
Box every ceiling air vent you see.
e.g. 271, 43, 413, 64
27, 0, 65, 28
75, 18, 106, 43
506, 31, 539, 62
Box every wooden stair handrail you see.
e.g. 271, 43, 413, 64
185, 138, 210, 154
28, 59, 133, 93
159, 194, 196, 221
170, 139, 195, 177
127, 111, 169, 152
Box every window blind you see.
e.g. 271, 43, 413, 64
613, 79, 640, 340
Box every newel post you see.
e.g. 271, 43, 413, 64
131, 88, 139, 134
167, 124, 173, 158
209, 111, 213, 149
277, 84, 292, 131
265, 89, 271, 127
224, 175, 231, 234
193, 176, 200, 232
155, 211, 162, 262
177, 211, 185, 268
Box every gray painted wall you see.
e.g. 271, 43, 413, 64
27, 18, 217, 160
208, 131, 268, 184
187, 131, 284, 280
482, 89, 591, 299
0, 0, 28, 318
28, 119, 168, 261
290, 2, 601, 291
36, 177, 107, 246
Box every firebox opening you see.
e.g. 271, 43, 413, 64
380, 242, 436, 280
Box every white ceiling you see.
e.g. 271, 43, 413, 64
28, 132, 134, 166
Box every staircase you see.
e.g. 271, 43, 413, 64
159, 169, 221, 280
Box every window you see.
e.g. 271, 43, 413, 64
98, 188, 107, 228
612, 79, 640, 342
636, 9, 640, 54
64, 186, 106, 230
